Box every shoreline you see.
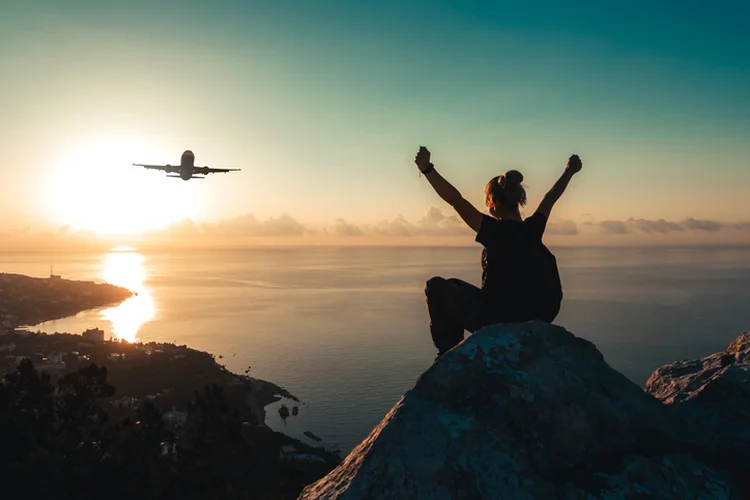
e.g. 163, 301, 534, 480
0, 272, 323, 448
1, 272, 133, 330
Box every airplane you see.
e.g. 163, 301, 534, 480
132, 150, 240, 180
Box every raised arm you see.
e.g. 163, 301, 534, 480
414, 146, 483, 232
536, 154, 583, 219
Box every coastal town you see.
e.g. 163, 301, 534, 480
0, 272, 287, 424
1, 328, 275, 419
0, 272, 339, 498
0, 327, 335, 463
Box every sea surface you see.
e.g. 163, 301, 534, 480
2, 245, 749, 453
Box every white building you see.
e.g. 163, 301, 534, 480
82, 328, 105, 343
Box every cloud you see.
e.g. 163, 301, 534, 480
327, 208, 574, 238
629, 218, 684, 234
260, 214, 306, 237
546, 220, 578, 236
580, 214, 596, 226
598, 217, 728, 235
372, 215, 415, 237
160, 209, 470, 240
162, 218, 201, 237
415, 208, 469, 236
600, 220, 630, 234
355, 208, 472, 238
9, 211, 745, 249
682, 218, 722, 232
419, 207, 445, 226
162, 213, 307, 239
214, 214, 263, 236
214, 213, 305, 237
331, 218, 364, 237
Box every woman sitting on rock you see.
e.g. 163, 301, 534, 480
414, 146, 582, 358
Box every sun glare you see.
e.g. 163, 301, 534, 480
99, 250, 155, 342
39, 137, 206, 235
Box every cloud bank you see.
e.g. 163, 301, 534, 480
3, 209, 750, 250
155, 207, 583, 241
598, 217, 729, 235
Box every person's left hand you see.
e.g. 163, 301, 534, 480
566, 154, 583, 174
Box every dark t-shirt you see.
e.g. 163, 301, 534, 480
475, 211, 562, 323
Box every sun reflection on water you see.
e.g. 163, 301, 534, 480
99, 250, 155, 342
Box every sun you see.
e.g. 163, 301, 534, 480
39, 137, 206, 235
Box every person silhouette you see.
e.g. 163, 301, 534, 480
414, 146, 583, 357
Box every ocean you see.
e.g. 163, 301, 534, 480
2, 245, 749, 453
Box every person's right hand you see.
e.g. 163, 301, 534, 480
415, 146, 432, 173
566, 154, 583, 174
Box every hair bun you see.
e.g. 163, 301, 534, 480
504, 170, 524, 185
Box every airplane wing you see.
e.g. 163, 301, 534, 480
192, 166, 241, 175
132, 163, 180, 173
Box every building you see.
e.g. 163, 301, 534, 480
39, 363, 66, 373
113, 396, 137, 410
1, 314, 17, 335
49, 265, 61, 280
0, 343, 16, 354
82, 328, 105, 343
163, 409, 188, 427
279, 445, 298, 463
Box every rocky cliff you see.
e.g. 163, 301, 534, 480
646, 332, 750, 483
299, 322, 746, 499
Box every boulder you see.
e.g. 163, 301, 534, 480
645, 331, 750, 482
299, 322, 736, 499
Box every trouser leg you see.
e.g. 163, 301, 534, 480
425, 276, 485, 356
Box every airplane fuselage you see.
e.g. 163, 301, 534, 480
179, 150, 196, 180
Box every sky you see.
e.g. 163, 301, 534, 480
1, 0, 749, 246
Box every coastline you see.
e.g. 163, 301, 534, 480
0, 273, 338, 466
0, 272, 133, 329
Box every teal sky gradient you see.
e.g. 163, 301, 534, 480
1, 0, 749, 237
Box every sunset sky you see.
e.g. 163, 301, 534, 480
1, 0, 749, 245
